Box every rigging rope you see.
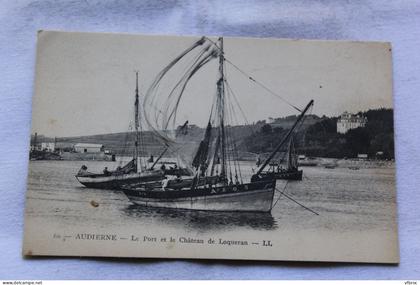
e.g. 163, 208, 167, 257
225, 59, 302, 113
273, 185, 319, 215
293, 103, 313, 152
225, 82, 245, 183
141, 36, 308, 174
203, 37, 302, 113
270, 181, 288, 211
224, 80, 257, 137
225, 95, 237, 182
228, 105, 243, 183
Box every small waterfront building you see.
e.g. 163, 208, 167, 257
375, 151, 384, 159
357, 153, 368, 160
74, 143, 104, 153
30, 144, 42, 151
54, 142, 74, 152
337, 112, 367, 134
41, 142, 55, 152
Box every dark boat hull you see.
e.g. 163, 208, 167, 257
122, 179, 276, 212
75, 171, 164, 190
260, 169, 302, 181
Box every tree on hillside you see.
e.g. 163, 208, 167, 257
344, 127, 370, 157
237, 108, 394, 159
243, 124, 286, 153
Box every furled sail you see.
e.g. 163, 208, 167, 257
119, 159, 136, 174
192, 121, 212, 171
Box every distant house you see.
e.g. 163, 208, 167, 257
74, 143, 104, 153
30, 144, 42, 151
357, 153, 368, 159
41, 142, 55, 152
337, 112, 367, 134
375, 151, 384, 159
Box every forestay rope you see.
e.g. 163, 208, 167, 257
203, 36, 302, 113
270, 182, 319, 215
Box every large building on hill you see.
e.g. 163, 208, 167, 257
337, 112, 367, 134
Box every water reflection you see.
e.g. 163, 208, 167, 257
123, 204, 277, 233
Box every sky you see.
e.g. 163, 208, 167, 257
31, 31, 393, 137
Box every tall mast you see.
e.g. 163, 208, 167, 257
256, 100, 314, 176
217, 37, 227, 178
134, 71, 141, 172
287, 136, 293, 170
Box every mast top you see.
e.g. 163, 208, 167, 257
135, 71, 139, 94
255, 99, 314, 176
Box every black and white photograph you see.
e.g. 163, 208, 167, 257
23, 31, 398, 263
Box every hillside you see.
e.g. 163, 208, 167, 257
31, 109, 393, 159
30, 114, 320, 157
239, 108, 394, 159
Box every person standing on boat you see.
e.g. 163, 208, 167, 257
77, 165, 88, 176
162, 177, 169, 191
103, 167, 111, 176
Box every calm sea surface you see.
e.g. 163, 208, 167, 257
25, 159, 397, 235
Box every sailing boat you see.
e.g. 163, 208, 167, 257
121, 37, 314, 212
75, 72, 165, 189
263, 136, 303, 181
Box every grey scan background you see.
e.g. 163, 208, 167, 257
0, 0, 419, 279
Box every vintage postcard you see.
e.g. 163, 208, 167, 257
23, 31, 398, 263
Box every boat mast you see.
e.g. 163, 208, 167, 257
287, 136, 294, 170
256, 100, 314, 176
134, 71, 141, 173
217, 37, 227, 178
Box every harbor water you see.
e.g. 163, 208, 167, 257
25, 158, 397, 235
